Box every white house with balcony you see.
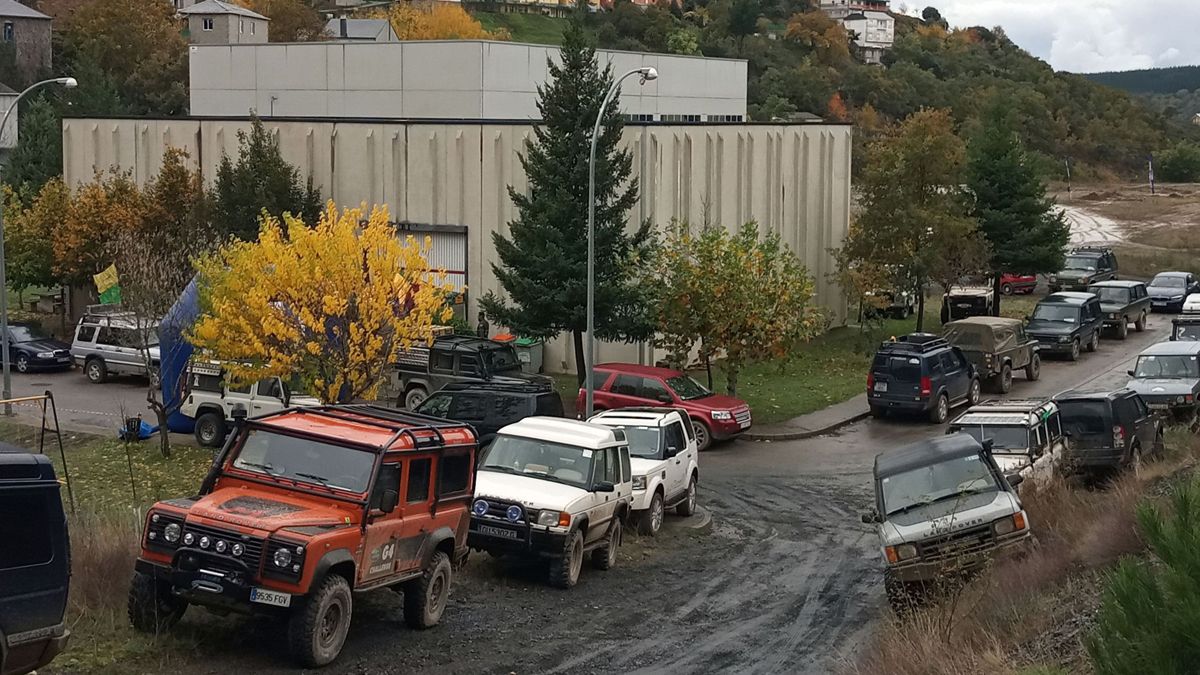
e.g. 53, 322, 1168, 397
842, 10, 894, 64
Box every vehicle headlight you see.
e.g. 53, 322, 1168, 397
537, 510, 569, 527
1177, 395, 1187, 405
273, 548, 292, 568
1058, 336, 1070, 343
632, 475, 647, 490
163, 523, 181, 544
994, 518, 1016, 536
1173, 295, 1185, 300
472, 499, 489, 517
215, 540, 228, 554
711, 410, 733, 420
1049, 275, 1057, 282
505, 505, 523, 523
231, 542, 244, 557
36, 351, 53, 358
183, 532, 195, 546
887, 544, 918, 562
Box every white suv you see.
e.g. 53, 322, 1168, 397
180, 362, 320, 447
468, 417, 633, 589
589, 407, 699, 536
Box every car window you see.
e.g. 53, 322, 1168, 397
928, 356, 943, 376
0, 491, 53, 568
664, 422, 687, 452
1114, 396, 1140, 425
880, 454, 998, 515
75, 324, 98, 343
620, 447, 631, 482
255, 378, 283, 400
1092, 287, 1130, 304
369, 462, 401, 511
666, 375, 713, 401
640, 377, 671, 402
431, 352, 454, 372
1048, 412, 1063, 440
605, 447, 619, 483
612, 374, 640, 396
1034, 424, 1046, 450
1133, 396, 1150, 419
459, 354, 482, 376
450, 394, 487, 421
938, 352, 958, 372
229, 381, 252, 395
588, 369, 613, 391
96, 328, 119, 346
407, 457, 432, 503
492, 394, 524, 422
592, 446, 610, 485
873, 354, 922, 381
1058, 400, 1110, 436
417, 393, 452, 418
438, 452, 472, 496
1133, 355, 1200, 379
1032, 304, 1078, 323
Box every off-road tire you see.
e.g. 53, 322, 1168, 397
591, 520, 621, 571
404, 386, 428, 411
549, 530, 584, 589
1135, 311, 1147, 332
1153, 429, 1166, 456
403, 551, 452, 629
287, 574, 353, 668
998, 365, 1013, 394
676, 475, 698, 516
1025, 354, 1041, 381
1116, 320, 1129, 340
1128, 443, 1143, 478
128, 570, 187, 633
692, 419, 713, 451
1068, 339, 1081, 362
929, 394, 950, 424
1088, 331, 1100, 352
14, 353, 28, 373
194, 412, 227, 448
85, 357, 107, 384
639, 491, 664, 535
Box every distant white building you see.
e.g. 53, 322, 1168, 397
324, 18, 398, 43
819, 0, 890, 20
0, 82, 18, 151
842, 10, 894, 64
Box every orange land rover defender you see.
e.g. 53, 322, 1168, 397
129, 405, 478, 667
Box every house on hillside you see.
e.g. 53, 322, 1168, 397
819, 0, 890, 20
819, 0, 894, 64
0, 0, 50, 85
324, 18, 398, 43
180, 0, 269, 45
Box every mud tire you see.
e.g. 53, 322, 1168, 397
403, 551, 452, 629
591, 520, 621, 571
128, 570, 187, 633
287, 573, 353, 668
549, 530, 584, 589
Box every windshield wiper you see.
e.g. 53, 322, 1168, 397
295, 472, 331, 486
238, 460, 280, 476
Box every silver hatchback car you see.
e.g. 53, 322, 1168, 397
70, 306, 161, 385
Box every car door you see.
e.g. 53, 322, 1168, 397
1086, 300, 1103, 337
608, 373, 649, 408
939, 351, 966, 402
416, 391, 453, 420
95, 327, 131, 371
449, 392, 489, 438
250, 377, 287, 415
1127, 395, 1158, 453
360, 460, 407, 585
586, 447, 619, 543
639, 376, 676, 406
396, 455, 436, 575
663, 420, 690, 500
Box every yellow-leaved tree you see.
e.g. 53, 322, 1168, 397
191, 203, 452, 404
377, 2, 508, 41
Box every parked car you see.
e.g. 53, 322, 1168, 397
999, 273, 1038, 296
942, 317, 1041, 393
468, 417, 632, 588
1049, 246, 1118, 292
867, 334, 982, 424
861, 433, 1031, 609
387, 334, 551, 410
1087, 280, 1151, 339
1025, 292, 1104, 361
948, 400, 1066, 488
1, 322, 72, 373
589, 407, 699, 536
1171, 316, 1200, 342
129, 405, 479, 667
415, 381, 564, 447
180, 361, 321, 447
0, 448, 70, 675
1053, 389, 1163, 476
1147, 271, 1199, 312
1125, 341, 1200, 426
864, 288, 917, 319
940, 286, 995, 323
70, 305, 160, 384
1183, 293, 1200, 314
581, 363, 751, 450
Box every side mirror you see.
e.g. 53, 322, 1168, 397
1127, 370, 1135, 377
665, 445, 679, 458
1007, 473, 1025, 488
656, 393, 673, 404
860, 511, 881, 525
379, 488, 399, 514
594, 481, 615, 493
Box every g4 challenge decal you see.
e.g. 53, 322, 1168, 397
368, 540, 397, 576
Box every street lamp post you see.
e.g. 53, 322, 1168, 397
0, 77, 77, 415
584, 67, 657, 418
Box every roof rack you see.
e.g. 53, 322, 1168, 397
880, 333, 950, 354
253, 404, 474, 452
440, 380, 552, 393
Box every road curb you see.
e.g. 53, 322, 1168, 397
743, 410, 872, 442
681, 505, 711, 530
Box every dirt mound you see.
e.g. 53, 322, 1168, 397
1080, 191, 1121, 202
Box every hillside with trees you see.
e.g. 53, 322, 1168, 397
1086, 65, 1200, 95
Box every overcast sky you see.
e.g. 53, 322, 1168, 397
900, 0, 1200, 74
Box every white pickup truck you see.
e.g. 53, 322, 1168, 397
589, 407, 699, 536
180, 362, 320, 447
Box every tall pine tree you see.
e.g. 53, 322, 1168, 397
967, 103, 1070, 315
481, 18, 652, 383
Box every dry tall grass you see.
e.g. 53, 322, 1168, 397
850, 434, 1200, 675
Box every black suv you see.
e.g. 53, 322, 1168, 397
0, 449, 70, 675
1026, 292, 1104, 361
1050, 246, 1119, 292
415, 381, 565, 446
868, 334, 982, 424
1053, 389, 1163, 475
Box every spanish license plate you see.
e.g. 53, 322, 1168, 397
1150, 403, 1169, 411
479, 524, 519, 539
874, 382, 888, 393
250, 588, 292, 608
1153, 301, 1167, 306
739, 419, 751, 429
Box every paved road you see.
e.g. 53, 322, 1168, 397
4, 367, 152, 436
170, 317, 1170, 675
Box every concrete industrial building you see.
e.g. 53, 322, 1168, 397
62, 117, 852, 372
188, 40, 747, 121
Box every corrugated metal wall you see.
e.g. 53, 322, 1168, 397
62, 117, 852, 374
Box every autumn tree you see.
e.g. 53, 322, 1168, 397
379, 2, 506, 41
53, 169, 145, 287
481, 19, 652, 383
211, 115, 322, 241
785, 10, 851, 65
651, 220, 825, 397
235, 0, 327, 41
835, 109, 986, 332
5, 179, 67, 303
192, 203, 452, 404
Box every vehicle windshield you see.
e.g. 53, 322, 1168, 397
881, 454, 998, 516
954, 424, 1030, 451
1133, 354, 1200, 379
1031, 304, 1079, 323
666, 375, 713, 401
1153, 275, 1186, 289
1176, 325, 1200, 341
231, 429, 375, 493
599, 424, 662, 459
1063, 255, 1099, 271
483, 347, 522, 373
8, 325, 48, 342
480, 435, 594, 489
1091, 287, 1130, 304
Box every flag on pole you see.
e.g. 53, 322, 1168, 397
94, 264, 121, 305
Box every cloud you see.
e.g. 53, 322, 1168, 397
931, 0, 1200, 73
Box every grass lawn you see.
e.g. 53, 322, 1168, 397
475, 11, 565, 44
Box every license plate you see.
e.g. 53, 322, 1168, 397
957, 303, 972, 309
874, 382, 888, 393
1154, 301, 1167, 306
479, 524, 519, 539
57, 357, 69, 362
250, 588, 291, 607
1149, 403, 1169, 410
739, 419, 751, 429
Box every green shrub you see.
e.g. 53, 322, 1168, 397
1087, 481, 1200, 674
1157, 143, 1200, 182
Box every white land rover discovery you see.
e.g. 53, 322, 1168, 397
468, 417, 633, 589
180, 361, 320, 447
589, 407, 699, 536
